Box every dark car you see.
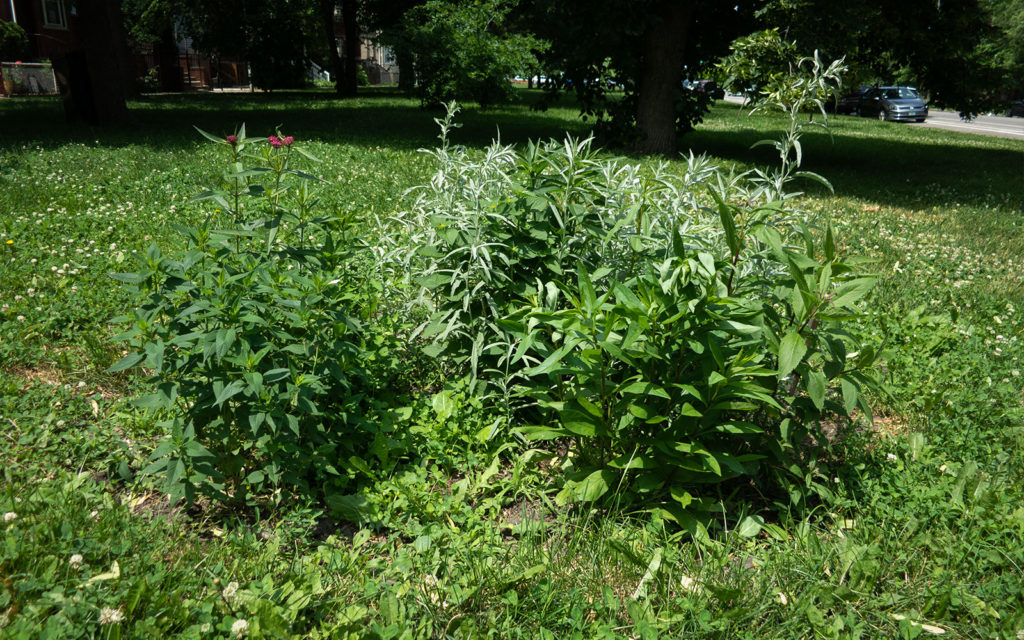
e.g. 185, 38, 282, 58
1007, 100, 1024, 118
857, 86, 929, 122
687, 79, 725, 100
834, 86, 868, 114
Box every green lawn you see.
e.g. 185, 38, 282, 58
1, 90, 1022, 639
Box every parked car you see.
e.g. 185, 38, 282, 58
834, 86, 868, 114
1007, 100, 1024, 118
686, 79, 725, 100
857, 86, 928, 122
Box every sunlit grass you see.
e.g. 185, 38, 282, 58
1, 93, 1021, 638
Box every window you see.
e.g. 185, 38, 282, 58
41, 0, 67, 29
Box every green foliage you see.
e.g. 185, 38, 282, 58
109, 128, 388, 506
754, 0, 1008, 116
0, 19, 28, 61
386, 96, 881, 525
717, 28, 800, 108
2, 89, 1024, 640
401, 0, 545, 108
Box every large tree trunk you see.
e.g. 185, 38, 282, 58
340, 0, 360, 97
56, 0, 131, 124
319, 0, 345, 95
156, 27, 183, 92
632, 0, 693, 155
396, 44, 414, 91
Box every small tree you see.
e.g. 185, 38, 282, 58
401, 0, 544, 108
0, 20, 29, 61
717, 28, 799, 112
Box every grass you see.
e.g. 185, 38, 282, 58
1, 88, 1022, 639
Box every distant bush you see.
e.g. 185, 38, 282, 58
400, 0, 544, 108
0, 20, 28, 61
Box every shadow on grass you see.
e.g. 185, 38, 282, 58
3, 92, 1021, 215
685, 114, 1024, 214
0, 87, 590, 153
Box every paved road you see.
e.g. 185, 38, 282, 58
722, 94, 1024, 141
918, 110, 1024, 141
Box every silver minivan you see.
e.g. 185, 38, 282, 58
857, 86, 929, 122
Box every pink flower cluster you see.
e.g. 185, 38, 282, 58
225, 135, 239, 146
268, 135, 294, 148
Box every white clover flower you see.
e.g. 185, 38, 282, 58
231, 618, 249, 638
222, 581, 239, 600
886, 453, 899, 462
70, 553, 84, 569
679, 574, 699, 593
200, 622, 212, 633
98, 607, 124, 625
3, 512, 16, 522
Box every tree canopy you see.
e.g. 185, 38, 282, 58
64, 0, 1024, 133
755, 0, 1007, 115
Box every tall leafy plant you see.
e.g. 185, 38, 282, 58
110, 128, 384, 506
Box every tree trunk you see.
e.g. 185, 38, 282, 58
58, 0, 131, 124
632, 0, 693, 155
319, 0, 344, 95
396, 44, 414, 91
156, 27, 182, 92
340, 0, 360, 97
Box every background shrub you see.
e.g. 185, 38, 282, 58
0, 19, 28, 61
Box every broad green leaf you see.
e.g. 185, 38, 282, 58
737, 514, 765, 538
807, 371, 827, 411
840, 377, 859, 415
516, 425, 571, 440
778, 331, 807, 380
414, 272, 450, 289
577, 263, 597, 314
571, 468, 616, 502
108, 272, 146, 284
832, 277, 876, 309
327, 493, 375, 525
431, 390, 455, 421
679, 403, 703, 417
213, 380, 245, 407
106, 352, 145, 373
670, 487, 693, 508
618, 381, 671, 399
560, 409, 599, 436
